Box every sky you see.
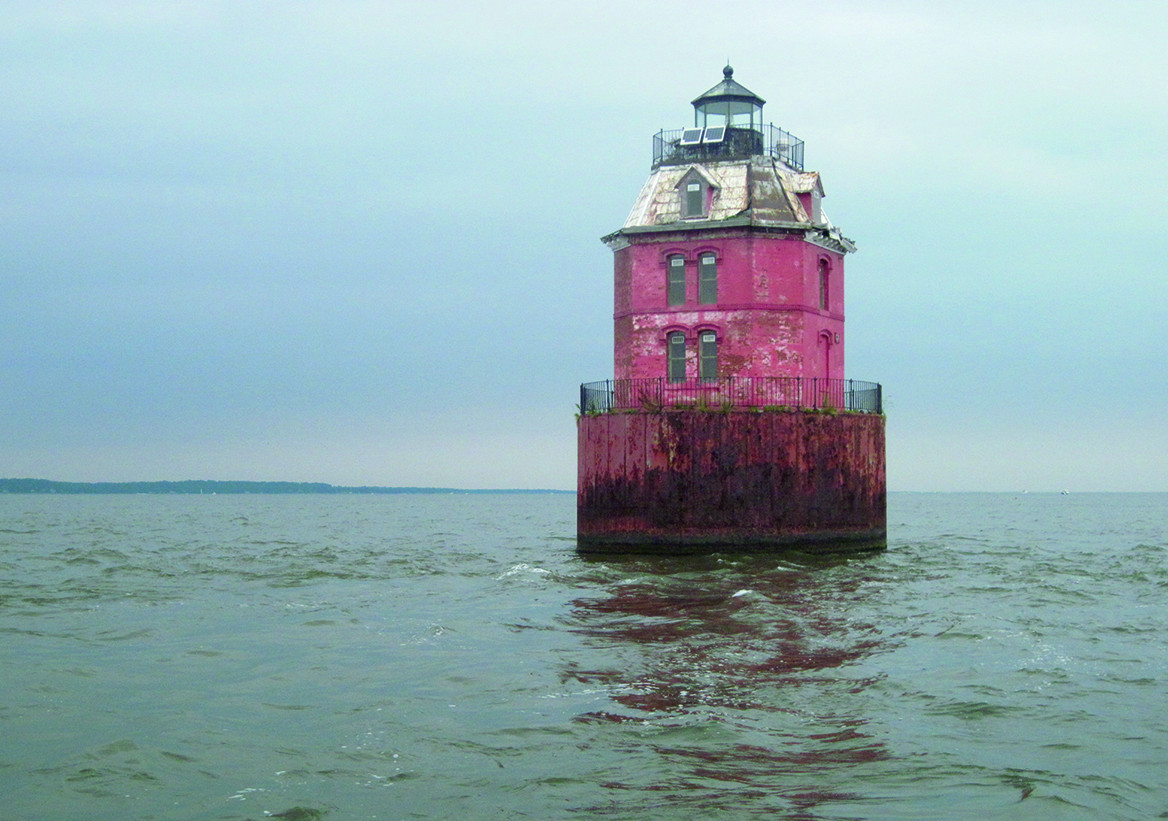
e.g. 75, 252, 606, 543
3, 0, 1166, 491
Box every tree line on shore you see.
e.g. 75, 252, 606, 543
0, 479, 568, 495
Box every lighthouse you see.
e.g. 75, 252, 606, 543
577, 66, 886, 554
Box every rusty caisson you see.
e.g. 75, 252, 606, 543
578, 403, 885, 553
577, 67, 886, 555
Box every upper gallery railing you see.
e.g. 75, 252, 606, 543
652, 124, 805, 170
580, 377, 882, 415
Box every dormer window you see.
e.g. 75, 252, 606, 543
683, 181, 704, 218
677, 168, 716, 220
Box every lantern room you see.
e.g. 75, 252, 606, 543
692, 64, 765, 132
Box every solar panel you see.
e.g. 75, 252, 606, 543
679, 128, 704, 146
702, 126, 726, 144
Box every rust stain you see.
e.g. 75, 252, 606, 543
578, 410, 885, 552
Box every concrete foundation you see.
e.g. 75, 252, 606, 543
577, 409, 885, 554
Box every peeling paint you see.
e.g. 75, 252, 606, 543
581, 77, 883, 554
578, 410, 886, 553
612, 234, 843, 382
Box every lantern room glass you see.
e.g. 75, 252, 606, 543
695, 99, 762, 132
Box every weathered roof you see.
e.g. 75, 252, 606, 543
785, 172, 825, 196
610, 156, 854, 253
619, 158, 803, 227
623, 162, 753, 225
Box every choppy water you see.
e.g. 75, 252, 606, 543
1, 492, 1166, 820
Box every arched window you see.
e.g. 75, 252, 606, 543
699, 331, 718, 382
667, 332, 687, 382
698, 253, 717, 304
818, 258, 830, 311
818, 330, 834, 381
667, 254, 686, 306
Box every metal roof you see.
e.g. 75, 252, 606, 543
691, 65, 766, 107
619, 158, 809, 228
607, 156, 854, 253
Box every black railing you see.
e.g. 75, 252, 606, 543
652, 124, 805, 170
580, 377, 882, 415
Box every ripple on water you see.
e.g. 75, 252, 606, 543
1, 493, 1167, 819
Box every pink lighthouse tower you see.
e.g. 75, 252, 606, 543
577, 66, 886, 553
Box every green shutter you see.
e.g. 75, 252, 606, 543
699, 332, 717, 381
668, 333, 686, 382
698, 254, 717, 304
685, 182, 702, 218
667, 256, 685, 306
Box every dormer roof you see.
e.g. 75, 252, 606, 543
674, 165, 719, 191
786, 172, 825, 197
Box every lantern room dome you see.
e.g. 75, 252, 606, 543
691, 64, 766, 131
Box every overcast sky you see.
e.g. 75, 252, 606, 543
3, 1, 1165, 491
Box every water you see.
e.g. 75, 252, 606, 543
1, 492, 1166, 820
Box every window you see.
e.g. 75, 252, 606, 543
683, 181, 703, 218
699, 332, 718, 382
818, 259, 829, 311
667, 255, 686, 306
698, 253, 717, 304
667, 332, 686, 383
678, 170, 718, 219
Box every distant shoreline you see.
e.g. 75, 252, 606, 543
0, 479, 573, 495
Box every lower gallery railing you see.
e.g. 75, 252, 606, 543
580, 377, 882, 415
